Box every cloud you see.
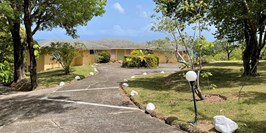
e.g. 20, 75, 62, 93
112, 2, 125, 14
112, 25, 138, 36
141, 11, 150, 18
137, 5, 151, 18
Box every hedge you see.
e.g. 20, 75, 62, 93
122, 54, 159, 68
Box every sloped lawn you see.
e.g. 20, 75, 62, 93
125, 61, 266, 132
37, 65, 95, 88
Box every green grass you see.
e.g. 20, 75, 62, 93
37, 65, 94, 88
126, 61, 266, 133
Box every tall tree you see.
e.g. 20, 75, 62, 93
153, 0, 208, 100
23, 0, 106, 90
208, 0, 266, 76
214, 40, 239, 61
0, 1, 26, 83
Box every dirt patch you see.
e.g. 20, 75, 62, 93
203, 94, 226, 103
196, 121, 216, 133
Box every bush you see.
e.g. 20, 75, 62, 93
0, 61, 13, 83
97, 51, 110, 63
122, 50, 159, 68
144, 54, 159, 68
122, 55, 143, 67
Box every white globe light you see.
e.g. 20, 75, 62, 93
186, 71, 197, 81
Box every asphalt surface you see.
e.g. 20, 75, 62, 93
0, 63, 185, 133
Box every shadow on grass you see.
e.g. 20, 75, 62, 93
205, 68, 266, 89
242, 91, 266, 104
236, 120, 266, 133
129, 73, 190, 93
38, 69, 76, 87
129, 65, 266, 92
0, 95, 76, 127
205, 61, 243, 67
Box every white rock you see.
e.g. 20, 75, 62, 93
75, 76, 81, 80
143, 72, 147, 75
90, 72, 94, 76
122, 83, 129, 87
160, 71, 165, 74
213, 115, 238, 133
124, 79, 128, 82
95, 63, 99, 66
94, 68, 98, 72
131, 76, 135, 79
59, 82, 65, 86
130, 90, 138, 96
146, 103, 155, 114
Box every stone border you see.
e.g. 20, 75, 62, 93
119, 81, 210, 133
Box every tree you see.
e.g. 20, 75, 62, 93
194, 36, 214, 62
153, 0, 208, 100
214, 40, 239, 61
0, 1, 26, 83
0, 18, 13, 63
151, 16, 187, 64
42, 42, 85, 75
0, 16, 14, 83
23, 0, 106, 90
208, 0, 266, 76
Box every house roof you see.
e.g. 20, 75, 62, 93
38, 39, 185, 51
39, 39, 109, 50
38, 39, 149, 50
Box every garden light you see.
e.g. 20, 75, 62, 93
185, 70, 198, 124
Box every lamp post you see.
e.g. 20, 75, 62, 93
186, 71, 198, 124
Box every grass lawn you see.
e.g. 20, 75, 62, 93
37, 65, 95, 88
125, 61, 266, 133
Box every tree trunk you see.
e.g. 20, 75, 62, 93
24, 0, 37, 90
10, 21, 25, 83
227, 52, 230, 61
242, 21, 253, 76
65, 66, 70, 75
244, 28, 258, 76
195, 70, 204, 100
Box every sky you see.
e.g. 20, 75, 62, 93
33, 0, 215, 42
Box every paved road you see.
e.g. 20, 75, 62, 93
0, 63, 184, 133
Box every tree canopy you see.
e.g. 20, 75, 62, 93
153, 0, 266, 76
208, 0, 266, 76
0, 0, 106, 89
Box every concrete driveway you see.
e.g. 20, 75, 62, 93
0, 63, 184, 133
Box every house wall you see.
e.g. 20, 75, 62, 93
27, 52, 61, 72
73, 50, 97, 66
32, 48, 185, 72
43, 54, 61, 71
153, 51, 177, 63
109, 49, 133, 61
153, 51, 188, 63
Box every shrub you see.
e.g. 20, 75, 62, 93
122, 55, 141, 67
97, 51, 110, 63
144, 54, 159, 68
122, 50, 159, 68
0, 61, 13, 83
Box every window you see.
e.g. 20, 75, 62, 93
125, 49, 131, 55
90, 50, 95, 55
111, 49, 116, 59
